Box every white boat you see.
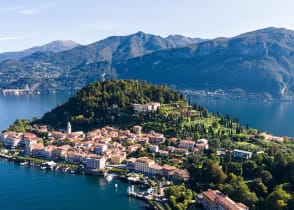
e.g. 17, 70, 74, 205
20, 161, 28, 166
115, 183, 118, 188
40, 166, 47, 170
105, 174, 114, 182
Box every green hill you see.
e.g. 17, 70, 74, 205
38, 80, 185, 131
38, 79, 253, 142
12, 79, 294, 210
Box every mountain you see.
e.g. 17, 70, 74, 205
0, 31, 203, 91
18, 31, 202, 67
166, 34, 207, 46
66, 27, 294, 100
5, 27, 294, 100
0, 40, 79, 62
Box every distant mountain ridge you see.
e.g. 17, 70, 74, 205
0, 31, 204, 91
111, 27, 294, 100
0, 40, 79, 62
166, 34, 208, 46
3, 27, 294, 100
61, 27, 294, 100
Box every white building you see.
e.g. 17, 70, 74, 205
178, 140, 195, 150
0, 131, 22, 148
134, 102, 160, 112
149, 145, 159, 153
133, 125, 142, 134
94, 144, 108, 155
23, 133, 40, 155
197, 139, 208, 144
65, 151, 86, 164
232, 149, 252, 159
86, 155, 106, 169
135, 157, 155, 174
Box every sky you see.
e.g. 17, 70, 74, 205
1, 0, 294, 52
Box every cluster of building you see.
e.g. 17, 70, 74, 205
201, 189, 248, 210
127, 156, 190, 182
0, 121, 254, 183
0, 122, 209, 182
0, 124, 125, 170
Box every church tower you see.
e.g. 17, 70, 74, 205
67, 121, 72, 134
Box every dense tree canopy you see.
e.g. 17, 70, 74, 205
37, 80, 184, 130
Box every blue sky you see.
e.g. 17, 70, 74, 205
1, 0, 294, 52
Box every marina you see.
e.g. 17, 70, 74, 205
0, 158, 145, 210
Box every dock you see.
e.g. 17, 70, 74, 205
0, 153, 12, 159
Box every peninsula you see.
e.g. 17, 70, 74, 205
1, 80, 293, 210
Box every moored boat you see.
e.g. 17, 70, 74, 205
20, 161, 28, 166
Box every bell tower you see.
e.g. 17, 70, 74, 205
67, 121, 72, 134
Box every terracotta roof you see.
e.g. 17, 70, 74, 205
136, 157, 155, 164
162, 164, 177, 171
179, 140, 195, 144
149, 164, 162, 170
202, 189, 248, 210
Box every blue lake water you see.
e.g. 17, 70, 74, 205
0, 159, 143, 210
0, 93, 294, 210
0, 93, 143, 210
0, 93, 70, 132
193, 98, 294, 137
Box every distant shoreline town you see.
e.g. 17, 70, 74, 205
0, 88, 40, 96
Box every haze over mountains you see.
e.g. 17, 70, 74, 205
1, 27, 294, 100
0, 32, 205, 91
0, 40, 79, 62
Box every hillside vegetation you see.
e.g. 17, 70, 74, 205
39, 80, 184, 130
2, 28, 294, 99
9, 79, 294, 209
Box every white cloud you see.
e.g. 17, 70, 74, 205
0, 36, 24, 41
17, 8, 39, 15
0, 3, 52, 15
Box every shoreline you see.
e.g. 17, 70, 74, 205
0, 154, 156, 209
3, 88, 294, 102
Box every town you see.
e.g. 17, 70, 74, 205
0, 101, 255, 210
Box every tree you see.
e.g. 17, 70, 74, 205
212, 121, 220, 129
252, 180, 268, 198
227, 162, 243, 176
194, 132, 200, 140
157, 181, 161, 195
202, 160, 226, 184
242, 160, 257, 178
164, 185, 193, 210
219, 173, 258, 209
209, 138, 221, 149
273, 153, 287, 182
259, 170, 273, 186
265, 185, 292, 210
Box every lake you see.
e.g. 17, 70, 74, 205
0, 159, 143, 210
1, 94, 293, 137
0, 93, 294, 210
0, 93, 143, 210
193, 98, 294, 137
0, 93, 70, 132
